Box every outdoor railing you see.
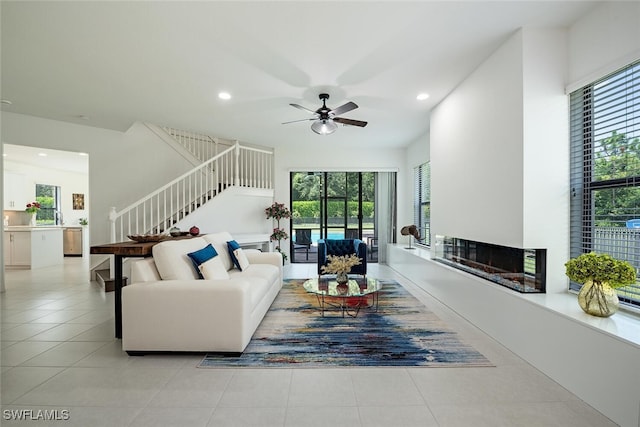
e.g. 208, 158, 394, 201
594, 226, 640, 302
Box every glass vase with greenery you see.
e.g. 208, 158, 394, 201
565, 252, 636, 317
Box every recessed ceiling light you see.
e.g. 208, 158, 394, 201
1, 99, 12, 105
77, 115, 90, 120
78, 152, 88, 156
38, 153, 48, 157
416, 93, 430, 101
218, 92, 231, 100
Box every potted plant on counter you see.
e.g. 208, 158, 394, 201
565, 252, 636, 317
25, 201, 41, 226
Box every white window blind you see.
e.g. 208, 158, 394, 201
569, 59, 640, 307
413, 162, 431, 246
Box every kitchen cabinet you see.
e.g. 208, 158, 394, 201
4, 227, 63, 269
3, 171, 27, 210
4, 231, 31, 266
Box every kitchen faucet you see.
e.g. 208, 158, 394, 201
55, 210, 64, 226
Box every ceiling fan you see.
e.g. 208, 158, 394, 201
283, 93, 368, 135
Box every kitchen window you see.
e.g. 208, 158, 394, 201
35, 184, 62, 225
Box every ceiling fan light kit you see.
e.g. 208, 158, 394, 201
311, 119, 337, 135
285, 93, 367, 135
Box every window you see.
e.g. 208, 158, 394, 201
570, 60, 640, 308
413, 162, 431, 246
35, 184, 62, 225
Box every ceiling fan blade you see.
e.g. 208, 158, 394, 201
289, 103, 317, 114
330, 101, 358, 116
334, 117, 368, 128
282, 117, 315, 125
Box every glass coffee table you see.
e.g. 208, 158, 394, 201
303, 276, 382, 317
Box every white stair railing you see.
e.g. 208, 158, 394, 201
109, 142, 273, 243
161, 126, 235, 163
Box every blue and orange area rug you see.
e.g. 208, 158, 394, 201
199, 279, 493, 368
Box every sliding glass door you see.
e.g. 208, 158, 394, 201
290, 171, 377, 263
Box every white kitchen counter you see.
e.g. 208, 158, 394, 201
4, 226, 64, 268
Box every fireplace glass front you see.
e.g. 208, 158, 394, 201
434, 236, 546, 293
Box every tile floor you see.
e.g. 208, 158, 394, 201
1, 258, 617, 427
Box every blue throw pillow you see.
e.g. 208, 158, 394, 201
227, 240, 242, 270
187, 244, 218, 279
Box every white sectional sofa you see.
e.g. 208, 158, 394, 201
122, 232, 282, 355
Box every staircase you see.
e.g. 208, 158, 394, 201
90, 126, 274, 290
109, 139, 274, 243
161, 126, 234, 164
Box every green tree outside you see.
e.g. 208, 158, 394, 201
593, 131, 640, 226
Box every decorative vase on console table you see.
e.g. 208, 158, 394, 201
29, 213, 36, 227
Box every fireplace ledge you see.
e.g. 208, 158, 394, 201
389, 243, 640, 348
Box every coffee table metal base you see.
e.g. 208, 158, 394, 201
315, 291, 379, 318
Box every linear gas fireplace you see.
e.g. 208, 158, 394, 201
434, 236, 546, 293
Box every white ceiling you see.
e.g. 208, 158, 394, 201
1, 1, 598, 150
3, 144, 88, 175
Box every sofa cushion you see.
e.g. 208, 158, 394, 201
228, 263, 279, 287
220, 274, 271, 309
152, 237, 208, 280
202, 233, 234, 271
199, 256, 230, 280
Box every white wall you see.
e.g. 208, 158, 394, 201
521, 28, 570, 289
172, 186, 273, 236
567, 1, 640, 91
1, 113, 199, 249
431, 30, 525, 248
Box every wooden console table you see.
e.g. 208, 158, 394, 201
90, 240, 162, 338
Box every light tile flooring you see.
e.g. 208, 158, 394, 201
1, 258, 616, 427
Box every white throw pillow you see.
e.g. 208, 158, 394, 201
202, 234, 234, 271
234, 248, 250, 271
199, 256, 230, 280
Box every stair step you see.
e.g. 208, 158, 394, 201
95, 269, 127, 293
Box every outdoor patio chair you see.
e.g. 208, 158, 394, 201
293, 228, 312, 260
